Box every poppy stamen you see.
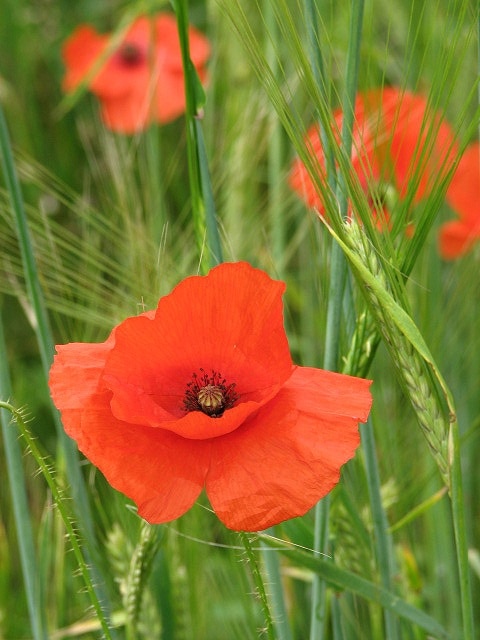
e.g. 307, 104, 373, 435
184, 369, 238, 418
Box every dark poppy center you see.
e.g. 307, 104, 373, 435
118, 42, 144, 66
183, 369, 238, 418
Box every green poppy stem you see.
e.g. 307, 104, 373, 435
239, 532, 276, 640
307, 1, 365, 638
173, 0, 223, 270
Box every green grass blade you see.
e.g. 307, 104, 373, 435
261, 529, 293, 640
310, 2, 365, 637
260, 534, 451, 639
361, 418, 400, 639
0, 305, 48, 640
0, 103, 116, 627
0, 400, 115, 640
331, 219, 474, 638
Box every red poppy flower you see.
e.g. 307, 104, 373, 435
439, 142, 480, 259
62, 14, 210, 133
290, 87, 457, 225
49, 262, 372, 531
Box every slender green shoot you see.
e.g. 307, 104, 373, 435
239, 532, 276, 640
310, 2, 365, 637
0, 400, 114, 640
0, 307, 48, 640
0, 101, 115, 626
172, 0, 223, 270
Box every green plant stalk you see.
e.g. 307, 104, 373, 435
125, 521, 161, 640
337, 219, 473, 638
360, 418, 400, 639
0, 401, 114, 640
304, 0, 336, 186
478, 5, 480, 142
257, 6, 292, 639
173, 0, 222, 271
0, 307, 48, 640
261, 529, 293, 640
264, 1, 286, 273
196, 121, 223, 266
308, 2, 365, 637
389, 487, 448, 533
239, 532, 276, 640
448, 422, 475, 640
0, 104, 115, 629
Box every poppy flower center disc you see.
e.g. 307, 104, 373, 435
118, 42, 144, 66
183, 369, 239, 418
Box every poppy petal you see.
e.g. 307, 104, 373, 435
378, 89, 457, 201
102, 262, 293, 439
62, 26, 109, 92
206, 367, 372, 531
62, 13, 210, 132
438, 220, 480, 259
290, 86, 457, 220
49, 340, 210, 523
446, 142, 480, 222
99, 90, 152, 133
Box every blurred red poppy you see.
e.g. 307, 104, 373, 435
439, 142, 480, 259
290, 87, 457, 226
62, 14, 210, 133
49, 262, 372, 531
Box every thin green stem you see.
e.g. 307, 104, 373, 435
1, 401, 114, 640
304, 0, 337, 191
261, 529, 293, 640
361, 418, 400, 639
0, 304, 48, 640
0, 103, 115, 630
309, 2, 365, 637
449, 421, 475, 639
239, 532, 276, 640
257, 6, 292, 638
173, 0, 222, 270
196, 121, 223, 266
476, 1, 480, 142
265, 1, 286, 273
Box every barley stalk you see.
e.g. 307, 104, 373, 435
344, 221, 450, 485
125, 520, 160, 636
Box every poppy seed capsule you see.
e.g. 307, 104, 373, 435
183, 369, 238, 418
197, 385, 225, 417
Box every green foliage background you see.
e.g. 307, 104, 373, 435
0, 0, 479, 638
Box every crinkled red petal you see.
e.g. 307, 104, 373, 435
206, 367, 372, 531
49, 337, 210, 523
